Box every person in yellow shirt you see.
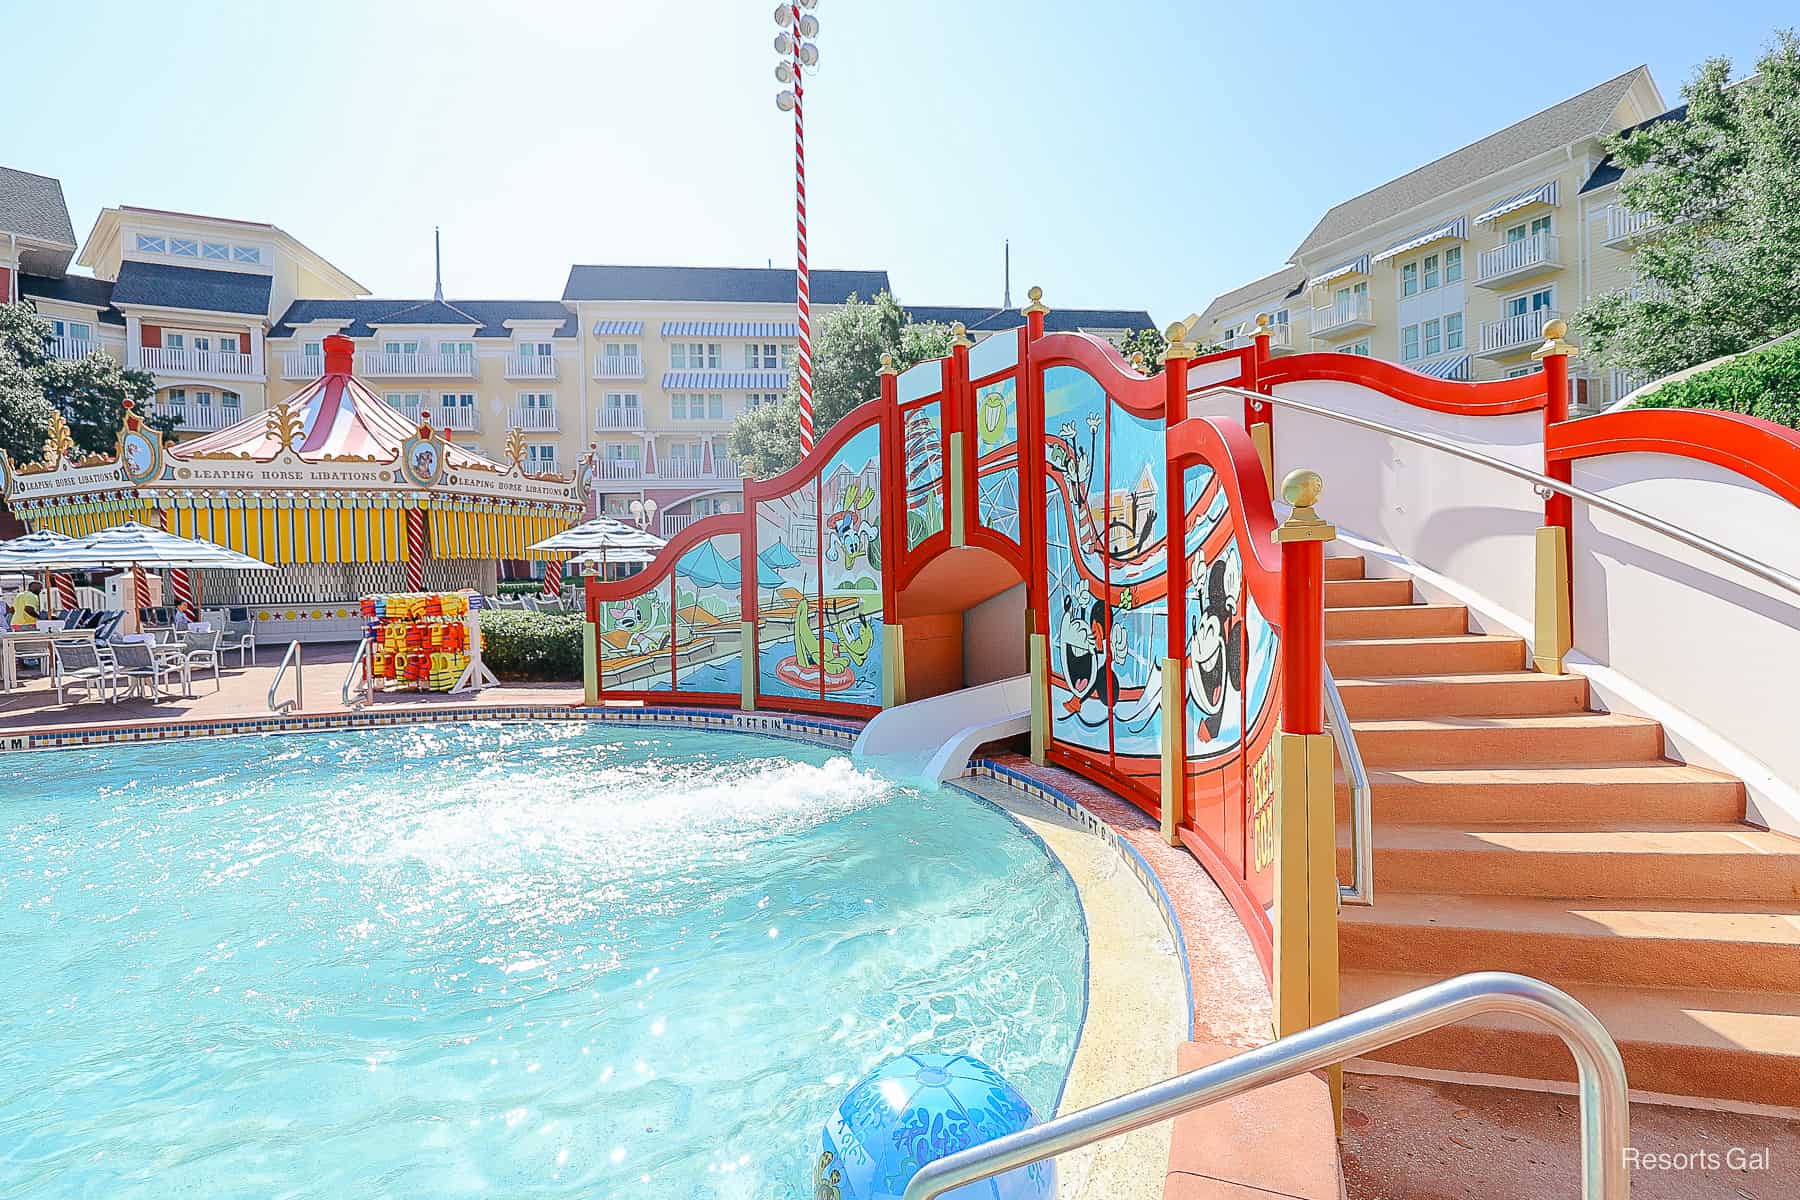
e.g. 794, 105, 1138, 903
10, 582, 42, 630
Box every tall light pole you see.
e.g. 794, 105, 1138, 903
774, 1, 819, 455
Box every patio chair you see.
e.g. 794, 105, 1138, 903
51, 639, 120, 705
178, 628, 224, 693
215, 621, 256, 667
110, 638, 179, 702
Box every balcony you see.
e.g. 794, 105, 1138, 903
385, 398, 423, 425
1604, 205, 1660, 247
439, 405, 480, 433
1309, 296, 1375, 338
1478, 309, 1559, 357
595, 459, 643, 481
140, 346, 259, 379
281, 352, 324, 380
597, 407, 645, 431
44, 336, 99, 362
505, 354, 558, 380
657, 457, 742, 483
524, 457, 560, 477
356, 351, 476, 378
511, 405, 559, 432
1475, 232, 1562, 288
1224, 324, 1292, 351
158, 400, 243, 433
595, 356, 646, 380
661, 513, 706, 537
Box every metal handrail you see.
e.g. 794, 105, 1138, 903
902, 972, 1629, 1200
340, 637, 374, 709
1193, 385, 1800, 600
1323, 664, 1372, 906
267, 639, 302, 713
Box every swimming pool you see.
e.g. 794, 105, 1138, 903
0, 722, 1087, 1198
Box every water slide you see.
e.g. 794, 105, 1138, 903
851, 674, 1032, 783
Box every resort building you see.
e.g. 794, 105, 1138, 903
1194, 66, 1675, 409
0, 175, 1152, 540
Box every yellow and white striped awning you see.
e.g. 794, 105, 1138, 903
1475, 181, 1558, 225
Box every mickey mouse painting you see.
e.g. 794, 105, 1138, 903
1056, 590, 1120, 724
1186, 549, 1244, 741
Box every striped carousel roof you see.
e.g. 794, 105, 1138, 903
170, 338, 498, 471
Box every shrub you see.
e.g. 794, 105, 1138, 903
479, 609, 583, 681
1632, 335, 1800, 430
497, 579, 569, 597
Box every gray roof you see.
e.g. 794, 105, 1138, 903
904, 304, 1153, 334
1198, 265, 1308, 324
1293, 67, 1648, 259
0, 166, 77, 247
17, 272, 125, 325
111, 260, 273, 316
269, 298, 578, 339
1580, 102, 1688, 194
563, 264, 891, 304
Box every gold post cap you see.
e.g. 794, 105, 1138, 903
949, 321, 974, 349
1273, 468, 1337, 543
878, 352, 899, 375
1251, 312, 1274, 339
1021, 285, 1049, 316
1161, 320, 1195, 364
1531, 318, 1576, 360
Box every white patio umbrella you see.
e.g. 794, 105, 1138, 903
0, 529, 84, 571
531, 516, 665, 583
53, 522, 274, 571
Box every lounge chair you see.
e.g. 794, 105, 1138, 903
92, 611, 125, 644
53, 639, 120, 704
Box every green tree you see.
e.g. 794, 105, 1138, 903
729, 291, 953, 478
1575, 30, 1800, 379
0, 298, 166, 467
0, 300, 57, 468
1111, 325, 1169, 374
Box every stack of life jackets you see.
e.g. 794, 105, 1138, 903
358, 592, 474, 691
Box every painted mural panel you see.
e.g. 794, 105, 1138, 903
818, 423, 884, 704
1042, 366, 1111, 761
902, 400, 944, 551
974, 375, 1021, 543
598, 574, 673, 693
1105, 402, 1168, 784
672, 532, 744, 695
755, 480, 820, 701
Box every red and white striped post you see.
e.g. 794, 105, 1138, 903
774, 2, 820, 455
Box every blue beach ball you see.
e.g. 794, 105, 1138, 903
814, 1052, 1056, 1200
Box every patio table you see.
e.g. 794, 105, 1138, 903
1, 627, 97, 693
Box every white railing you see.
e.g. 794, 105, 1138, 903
1605, 205, 1659, 245
595, 459, 643, 480
1610, 368, 1654, 404
505, 355, 558, 380
661, 513, 705, 537
1225, 325, 1293, 351
1479, 308, 1558, 354
1476, 232, 1560, 284
1309, 296, 1373, 335
597, 407, 644, 430
281, 351, 324, 379
594, 356, 646, 380
341, 637, 373, 710
524, 457, 559, 477
510, 405, 559, 432
656, 458, 741, 481
356, 351, 476, 378
44, 336, 99, 362
140, 346, 258, 378
268, 640, 302, 714
385, 398, 423, 424
439, 405, 480, 432
158, 401, 243, 432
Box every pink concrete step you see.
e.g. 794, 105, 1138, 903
1342, 969, 1800, 1108
1326, 634, 1526, 676
1325, 578, 1414, 608
1340, 893, 1800, 992
1324, 554, 1365, 581
1349, 713, 1664, 767
1324, 603, 1469, 639
1336, 762, 1746, 826
1333, 672, 1588, 719
1345, 823, 1800, 901
1162, 1041, 1342, 1200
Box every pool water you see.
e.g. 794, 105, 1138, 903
0, 723, 1086, 1198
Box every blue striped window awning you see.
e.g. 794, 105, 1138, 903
593, 320, 644, 336
662, 370, 790, 390
1415, 355, 1472, 380
1372, 216, 1468, 264
1312, 254, 1371, 286
1475, 180, 1559, 225
660, 321, 799, 338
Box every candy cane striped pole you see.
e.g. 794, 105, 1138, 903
792, 2, 813, 456
405, 508, 427, 593
542, 556, 562, 598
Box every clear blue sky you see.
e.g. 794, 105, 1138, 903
8, 0, 1793, 326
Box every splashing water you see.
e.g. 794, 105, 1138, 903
0, 722, 1086, 1198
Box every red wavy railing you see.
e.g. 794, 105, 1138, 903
1262, 351, 1547, 416
1547, 407, 1800, 510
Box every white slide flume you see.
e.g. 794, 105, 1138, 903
851, 674, 1033, 783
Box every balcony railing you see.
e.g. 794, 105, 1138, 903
1475, 232, 1561, 287
140, 346, 258, 378
439, 405, 480, 432
357, 351, 477, 378
505, 355, 558, 380
281, 352, 324, 380
597, 407, 645, 430
44, 336, 99, 362
524, 458, 559, 477
1604, 205, 1660, 246
595, 356, 646, 380
661, 513, 706, 537
1224, 324, 1293, 351
511, 405, 559, 432
1610, 368, 1655, 404
1479, 308, 1559, 356
1309, 296, 1374, 337
385, 399, 423, 424
158, 401, 243, 432
657, 458, 742, 482
595, 459, 643, 481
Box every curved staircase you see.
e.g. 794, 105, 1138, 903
1323, 551, 1800, 1110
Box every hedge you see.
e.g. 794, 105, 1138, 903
497, 579, 568, 597
479, 610, 583, 681
1632, 335, 1800, 430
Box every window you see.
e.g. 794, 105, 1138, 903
1505, 288, 1555, 319
50, 319, 92, 342
440, 392, 477, 410
1222, 325, 1238, 341
385, 391, 424, 410
1506, 365, 1536, 379
746, 342, 781, 369
1272, 309, 1289, 325
1340, 339, 1372, 357
604, 391, 640, 411
1401, 325, 1420, 362
302, 340, 323, 359
671, 342, 721, 369
526, 444, 557, 470
518, 341, 553, 358
1400, 262, 1418, 298
165, 333, 186, 350
746, 391, 782, 409
1504, 215, 1551, 245
604, 443, 640, 462
440, 340, 476, 359
135, 234, 166, 254
519, 391, 554, 409
222, 390, 241, 409
232, 245, 261, 264
1445, 313, 1464, 351
1423, 254, 1439, 291
1531, 215, 1552, 239
383, 340, 420, 355
202, 241, 230, 261
671, 393, 725, 420
166, 388, 186, 408
193, 389, 214, 409
602, 342, 641, 368
1424, 318, 1442, 358
1444, 246, 1462, 284
169, 238, 198, 258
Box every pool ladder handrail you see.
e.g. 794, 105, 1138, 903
341, 637, 374, 710
267, 639, 302, 714
1323, 664, 1372, 907
900, 972, 1630, 1200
